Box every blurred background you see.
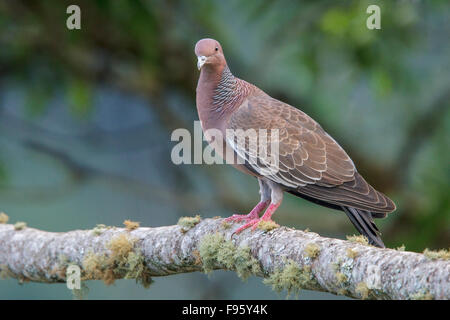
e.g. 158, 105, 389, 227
0, 0, 449, 299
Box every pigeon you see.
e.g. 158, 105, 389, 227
194, 38, 396, 247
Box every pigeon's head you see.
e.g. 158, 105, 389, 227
195, 38, 225, 71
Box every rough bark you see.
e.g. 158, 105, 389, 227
0, 218, 448, 300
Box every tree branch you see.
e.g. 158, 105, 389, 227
0, 218, 448, 300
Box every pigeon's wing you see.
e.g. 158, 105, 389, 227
226, 95, 395, 214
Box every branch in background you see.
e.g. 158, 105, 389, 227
0, 217, 448, 300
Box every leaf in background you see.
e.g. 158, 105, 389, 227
0, 159, 7, 185
320, 8, 350, 38
371, 68, 393, 97
66, 78, 93, 119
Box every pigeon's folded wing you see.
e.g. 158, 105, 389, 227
226, 95, 395, 214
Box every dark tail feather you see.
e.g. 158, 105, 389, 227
342, 206, 385, 248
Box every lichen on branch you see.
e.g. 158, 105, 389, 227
198, 233, 260, 280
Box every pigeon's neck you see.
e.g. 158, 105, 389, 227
212, 66, 239, 111
197, 65, 251, 130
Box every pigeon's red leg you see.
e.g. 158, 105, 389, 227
233, 202, 281, 234
261, 203, 280, 221
225, 200, 270, 223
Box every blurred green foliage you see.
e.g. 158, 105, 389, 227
0, 159, 7, 184
67, 78, 93, 118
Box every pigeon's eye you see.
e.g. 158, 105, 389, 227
215, 47, 218, 51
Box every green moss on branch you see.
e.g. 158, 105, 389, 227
263, 260, 314, 298
198, 233, 260, 280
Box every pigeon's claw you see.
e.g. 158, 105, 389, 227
225, 200, 270, 223
225, 212, 258, 223
233, 218, 261, 234
232, 216, 279, 234
232, 202, 281, 234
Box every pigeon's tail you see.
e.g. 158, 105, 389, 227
342, 206, 385, 248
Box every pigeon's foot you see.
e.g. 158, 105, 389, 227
232, 202, 280, 234
225, 213, 258, 223
232, 217, 279, 234
225, 200, 270, 223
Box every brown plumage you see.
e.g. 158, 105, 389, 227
195, 38, 396, 247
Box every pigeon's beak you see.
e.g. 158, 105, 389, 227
197, 56, 207, 70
